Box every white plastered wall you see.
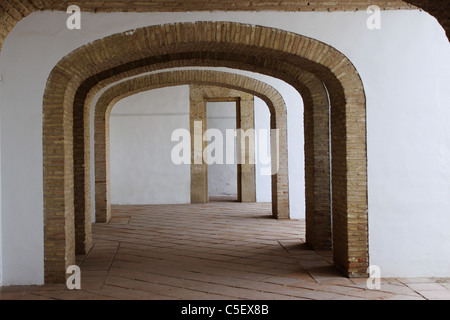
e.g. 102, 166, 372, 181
0, 10, 449, 285
109, 89, 274, 203
254, 97, 273, 203
0, 117, 2, 286
110, 86, 191, 205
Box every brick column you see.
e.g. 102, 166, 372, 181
43, 71, 76, 284
190, 85, 258, 204
190, 89, 209, 203
94, 105, 112, 223
271, 108, 290, 219
237, 97, 257, 203
327, 74, 369, 278
304, 80, 332, 250
73, 89, 93, 255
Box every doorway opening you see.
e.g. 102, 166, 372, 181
206, 101, 239, 202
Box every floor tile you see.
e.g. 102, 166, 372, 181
1, 202, 449, 300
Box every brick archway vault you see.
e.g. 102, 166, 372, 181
43, 21, 368, 283
92, 70, 288, 232
76, 58, 333, 255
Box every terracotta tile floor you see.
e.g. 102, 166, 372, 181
1, 202, 449, 300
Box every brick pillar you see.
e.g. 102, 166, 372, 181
73, 89, 93, 254
190, 90, 208, 203
95, 105, 112, 223
237, 97, 257, 203
190, 85, 258, 204
304, 81, 332, 250
271, 109, 290, 219
43, 73, 76, 283
329, 79, 369, 278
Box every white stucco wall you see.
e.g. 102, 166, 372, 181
0, 9, 449, 284
0, 118, 2, 287
109, 91, 274, 203
110, 86, 191, 205
255, 97, 273, 203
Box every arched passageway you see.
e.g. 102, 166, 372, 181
92, 70, 288, 226
43, 22, 368, 283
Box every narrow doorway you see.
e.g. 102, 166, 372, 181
206, 101, 238, 202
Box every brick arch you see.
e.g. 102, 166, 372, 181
92, 70, 288, 228
75, 59, 333, 254
70, 58, 331, 262
43, 21, 368, 282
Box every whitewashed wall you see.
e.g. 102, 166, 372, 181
110, 86, 191, 205
0, 10, 449, 285
109, 91, 273, 202
0, 122, 2, 287
255, 97, 273, 203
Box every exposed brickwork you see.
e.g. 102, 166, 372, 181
189, 85, 257, 204
0, 0, 445, 288
236, 93, 257, 203
45, 0, 414, 12
93, 71, 288, 223
75, 61, 290, 229
304, 82, 332, 250
328, 71, 368, 278
73, 89, 92, 255
43, 22, 367, 283
189, 86, 209, 204
43, 64, 77, 283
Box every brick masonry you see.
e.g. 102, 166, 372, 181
304, 81, 332, 250
93, 70, 288, 225
189, 85, 257, 204
41, 21, 367, 282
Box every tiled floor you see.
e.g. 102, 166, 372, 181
1, 202, 449, 300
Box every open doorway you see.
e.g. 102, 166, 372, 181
206, 101, 238, 202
